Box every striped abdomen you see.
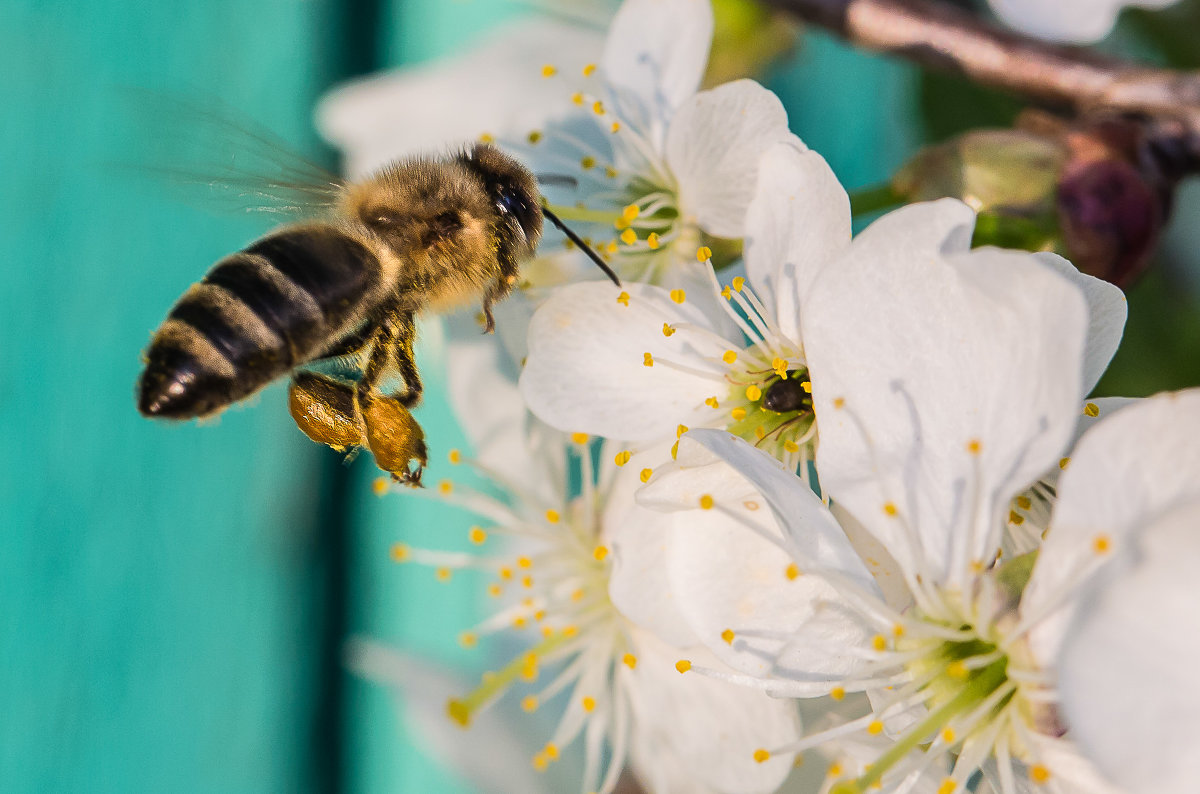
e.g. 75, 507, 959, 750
138, 225, 382, 419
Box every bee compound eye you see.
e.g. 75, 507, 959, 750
363, 208, 403, 229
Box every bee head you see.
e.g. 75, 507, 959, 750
463, 143, 543, 251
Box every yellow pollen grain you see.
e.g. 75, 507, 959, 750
721, 629, 735, 645
967, 439, 982, 455
705, 396, 720, 409
621, 203, 639, 223
448, 449, 462, 464
1084, 402, 1100, 417
640, 468, 653, 483
783, 440, 799, 453
746, 385, 762, 401
833, 397, 846, 409
937, 780, 957, 794
540, 64, 557, 77
696, 246, 712, 262
582, 62, 596, 76
623, 653, 638, 669
1009, 510, 1025, 525
571, 432, 589, 444
676, 423, 689, 438
1017, 496, 1033, 510
439, 480, 453, 494
675, 659, 692, 674
867, 720, 884, 735
436, 567, 452, 582
458, 632, 477, 648
947, 661, 969, 679
487, 583, 502, 597
670, 289, 687, 304
593, 545, 609, 562
592, 100, 605, 115
1059, 457, 1071, 469
620, 228, 637, 245
447, 699, 471, 727
517, 556, 533, 569
390, 543, 410, 562
580, 156, 596, 170
527, 130, 542, 144
614, 450, 632, 467
830, 686, 846, 701
872, 634, 887, 652
545, 509, 560, 524
753, 749, 771, 763
722, 350, 738, 364
941, 727, 956, 744
582, 695, 596, 712
372, 477, 389, 496
883, 502, 898, 517
616, 291, 630, 306
785, 562, 801, 580
646, 232, 660, 249
1030, 764, 1051, 783
699, 494, 714, 510
1093, 534, 1112, 554
662, 322, 676, 337
571, 92, 584, 105
730, 407, 747, 421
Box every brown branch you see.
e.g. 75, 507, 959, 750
765, 0, 1200, 164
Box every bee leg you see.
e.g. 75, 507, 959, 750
388, 311, 423, 409
479, 266, 519, 334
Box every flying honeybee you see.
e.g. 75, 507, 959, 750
137, 142, 619, 485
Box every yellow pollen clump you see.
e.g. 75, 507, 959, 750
753, 749, 771, 763
436, 568, 452, 582
581, 695, 597, 712
699, 494, 714, 510
662, 322, 676, 337
872, 635, 887, 651
458, 632, 477, 648
722, 350, 738, 364
487, 583, 502, 597
1059, 457, 1071, 469
1017, 496, 1032, 510
571, 432, 589, 444
937, 780, 957, 794
746, 385, 762, 401
1030, 764, 1051, 783
1093, 534, 1112, 554
670, 289, 687, 304
732, 276, 745, 292
785, 563, 801, 580
647, 232, 660, 249
833, 397, 846, 409
705, 396, 720, 409
947, 661, 969, 679
527, 130, 542, 144
730, 407, 747, 421
623, 653, 638, 669
583, 63, 596, 76
580, 156, 597, 170
610, 121, 621, 133
1009, 510, 1025, 525
545, 509, 561, 524
390, 544, 410, 562
447, 699, 471, 727
883, 502, 898, 517
676, 424, 689, 438
967, 439, 982, 455
571, 92, 585, 105
721, 629, 735, 645
448, 448, 462, 464
830, 686, 846, 701
696, 246, 712, 262
593, 545, 609, 561
867, 720, 884, 735
942, 727, 956, 744
614, 450, 632, 466
541, 64, 557, 77
372, 477, 389, 496
592, 100, 605, 115
640, 468, 653, 483
1084, 402, 1100, 417
617, 291, 630, 306
621, 204, 639, 223
675, 659, 692, 674
620, 228, 637, 245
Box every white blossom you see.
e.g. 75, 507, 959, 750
988, 0, 1182, 44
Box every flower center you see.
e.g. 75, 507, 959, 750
725, 362, 816, 460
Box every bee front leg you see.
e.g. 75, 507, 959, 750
388, 311, 422, 409
479, 257, 520, 334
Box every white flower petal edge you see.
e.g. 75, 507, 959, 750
1055, 497, 1200, 794
988, 0, 1180, 44
802, 199, 1090, 586
666, 80, 797, 238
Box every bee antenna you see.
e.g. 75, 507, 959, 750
541, 206, 623, 287
536, 173, 578, 189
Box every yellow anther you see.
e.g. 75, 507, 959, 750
527, 130, 542, 144
744, 500, 759, 511
696, 246, 712, 262
872, 635, 887, 651
670, 441, 679, 460
390, 543, 410, 562
447, 448, 462, 464
436, 567, 452, 582
459, 632, 477, 648
730, 407, 747, 421
722, 350, 738, 364
571, 432, 589, 444
893, 624, 905, 637
623, 653, 638, 669
545, 509, 560, 524
487, 583, 502, 597
771, 356, 788, 373
883, 502, 898, 517
544, 743, 559, 760
937, 780, 957, 794
754, 426, 766, 440
753, 749, 771, 763
828, 762, 844, 777
830, 686, 846, 701
593, 545, 609, 561
721, 285, 731, 299
675, 659, 692, 673
1093, 534, 1112, 554
967, 439, 982, 455
676, 423, 688, 438
662, 322, 676, 337
468, 527, 487, 545
513, 616, 527, 628
580, 156, 596, 170
721, 629, 735, 645
620, 228, 637, 245
647, 232, 660, 249
785, 562, 801, 580
731, 276, 745, 292
605, 166, 618, 179
746, 385, 762, 401
947, 661, 968, 679
541, 64, 557, 77
521, 695, 538, 712
616, 291, 630, 306
1009, 510, 1025, 525
571, 92, 584, 105
801, 381, 812, 393
531, 753, 547, 771
621, 204, 640, 223
1017, 496, 1032, 510
478, 132, 495, 144
1084, 402, 1100, 417
1030, 764, 1051, 784
941, 727, 956, 744
447, 699, 471, 726
610, 121, 621, 133
1059, 457, 1071, 469
867, 720, 884, 735
605, 240, 619, 254
833, 397, 846, 409
571, 588, 585, 602
614, 450, 632, 467
439, 480, 453, 494
372, 477, 389, 496
699, 494, 714, 510
639, 468, 653, 483
521, 575, 534, 589
562, 625, 578, 637
582, 62, 596, 76
783, 440, 799, 453
592, 100, 605, 115
669, 289, 687, 304
705, 396, 720, 409
517, 556, 533, 569
582, 696, 596, 712
499, 566, 514, 581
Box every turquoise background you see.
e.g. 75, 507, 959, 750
2, 0, 1197, 792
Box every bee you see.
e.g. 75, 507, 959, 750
137, 142, 618, 485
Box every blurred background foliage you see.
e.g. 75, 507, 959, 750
2, 0, 1196, 792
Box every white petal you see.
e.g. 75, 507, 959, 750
1055, 499, 1200, 794
627, 631, 802, 793
988, 0, 1180, 44
601, 0, 712, 134
744, 141, 851, 343
1024, 389, 1200, 663
520, 281, 730, 441
1033, 252, 1127, 395
317, 19, 603, 176
803, 200, 1089, 585
666, 80, 794, 238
